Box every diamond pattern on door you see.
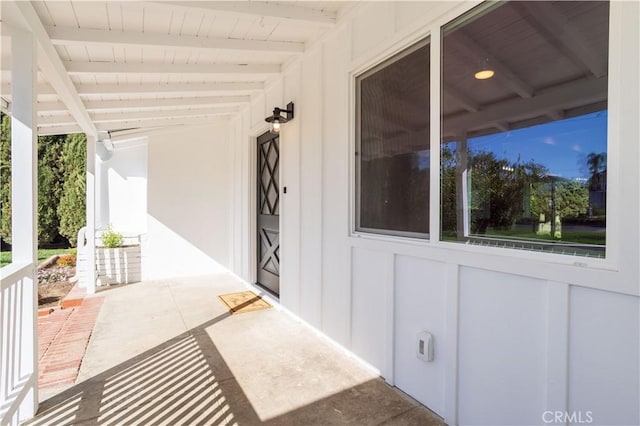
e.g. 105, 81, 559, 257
259, 138, 279, 215
260, 228, 279, 276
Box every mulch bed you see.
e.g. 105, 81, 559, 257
38, 263, 75, 308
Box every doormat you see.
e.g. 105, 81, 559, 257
217, 291, 272, 314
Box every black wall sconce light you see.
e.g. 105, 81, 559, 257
264, 102, 294, 134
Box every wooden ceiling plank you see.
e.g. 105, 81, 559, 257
91, 107, 239, 123
88, 95, 249, 111
38, 107, 237, 126
512, 2, 607, 78
47, 25, 305, 54
75, 81, 263, 95
38, 95, 250, 113
38, 124, 83, 135
1, 83, 56, 95
64, 61, 281, 75
148, 1, 337, 26
94, 114, 231, 132
449, 31, 534, 99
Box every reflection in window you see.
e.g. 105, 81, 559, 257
356, 40, 430, 237
440, 1, 608, 257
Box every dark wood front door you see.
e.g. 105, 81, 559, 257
257, 131, 280, 295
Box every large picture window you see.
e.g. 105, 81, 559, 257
356, 40, 430, 237
440, 1, 609, 257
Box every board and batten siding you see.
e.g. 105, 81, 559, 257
230, 1, 640, 425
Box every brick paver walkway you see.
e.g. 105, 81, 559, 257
37, 297, 104, 389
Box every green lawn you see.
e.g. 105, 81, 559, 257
0, 248, 73, 268
478, 229, 605, 245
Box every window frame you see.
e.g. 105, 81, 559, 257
348, 0, 625, 281
354, 37, 432, 239
436, 0, 612, 263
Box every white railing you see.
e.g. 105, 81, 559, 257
0, 261, 37, 425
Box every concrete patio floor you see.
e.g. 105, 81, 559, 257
27, 274, 445, 425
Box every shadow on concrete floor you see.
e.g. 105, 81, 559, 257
27, 309, 444, 426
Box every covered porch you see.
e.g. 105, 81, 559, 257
28, 273, 442, 425
2, 0, 639, 425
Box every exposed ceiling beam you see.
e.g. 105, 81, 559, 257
38, 95, 250, 113
92, 109, 237, 124
39, 106, 240, 126
37, 115, 79, 126
46, 25, 304, 54
13, 2, 96, 136
149, 1, 337, 25
64, 61, 281, 75
510, 2, 607, 78
39, 114, 231, 135
449, 30, 534, 98
96, 115, 231, 132
444, 77, 607, 133
37, 101, 68, 113
6, 81, 262, 96
38, 124, 83, 136
547, 110, 565, 121
443, 83, 479, 112
74, 82, 263, 95
2, 83, 56, 95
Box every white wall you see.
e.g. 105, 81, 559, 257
231, 1, 640, 425
143, 123, 233, 279
97, 142, 148, 234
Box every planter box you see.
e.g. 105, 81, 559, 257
96, 245, 142, 285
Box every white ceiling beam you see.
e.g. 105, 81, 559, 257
6, 81, 261, 96
37, 101, 68, 113
443, 83, 479, 112
46, 25, 304, 54
2, 83, 56, 95
64, 61, 281, 75
39, 107, 239, 126
37, 115, 78, 126
74, 82, 263, 95
39, 115, 230, 134
93, 108, 238, 123
38, 124, 83, 136
444, 77, 607, 133
38, 116, 231, 136
108, 119, 229, 142
510, 2, 607, 78
14, 2, 96, 136
449, 31, 534, 99
96, 115, 231, 132
149, 1, 336, 25
38, 95, 249, 113
547, 110, 565, 121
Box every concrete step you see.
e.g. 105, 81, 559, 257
61, 283, 87, 309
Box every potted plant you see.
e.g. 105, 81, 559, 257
96, 225, 141, 285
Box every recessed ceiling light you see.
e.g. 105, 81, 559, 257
474, 69, 495, 80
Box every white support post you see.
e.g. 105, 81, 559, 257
11, 26, 38, 420
86, 135, 97, 295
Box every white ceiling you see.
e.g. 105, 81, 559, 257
1, 0, 354, 138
